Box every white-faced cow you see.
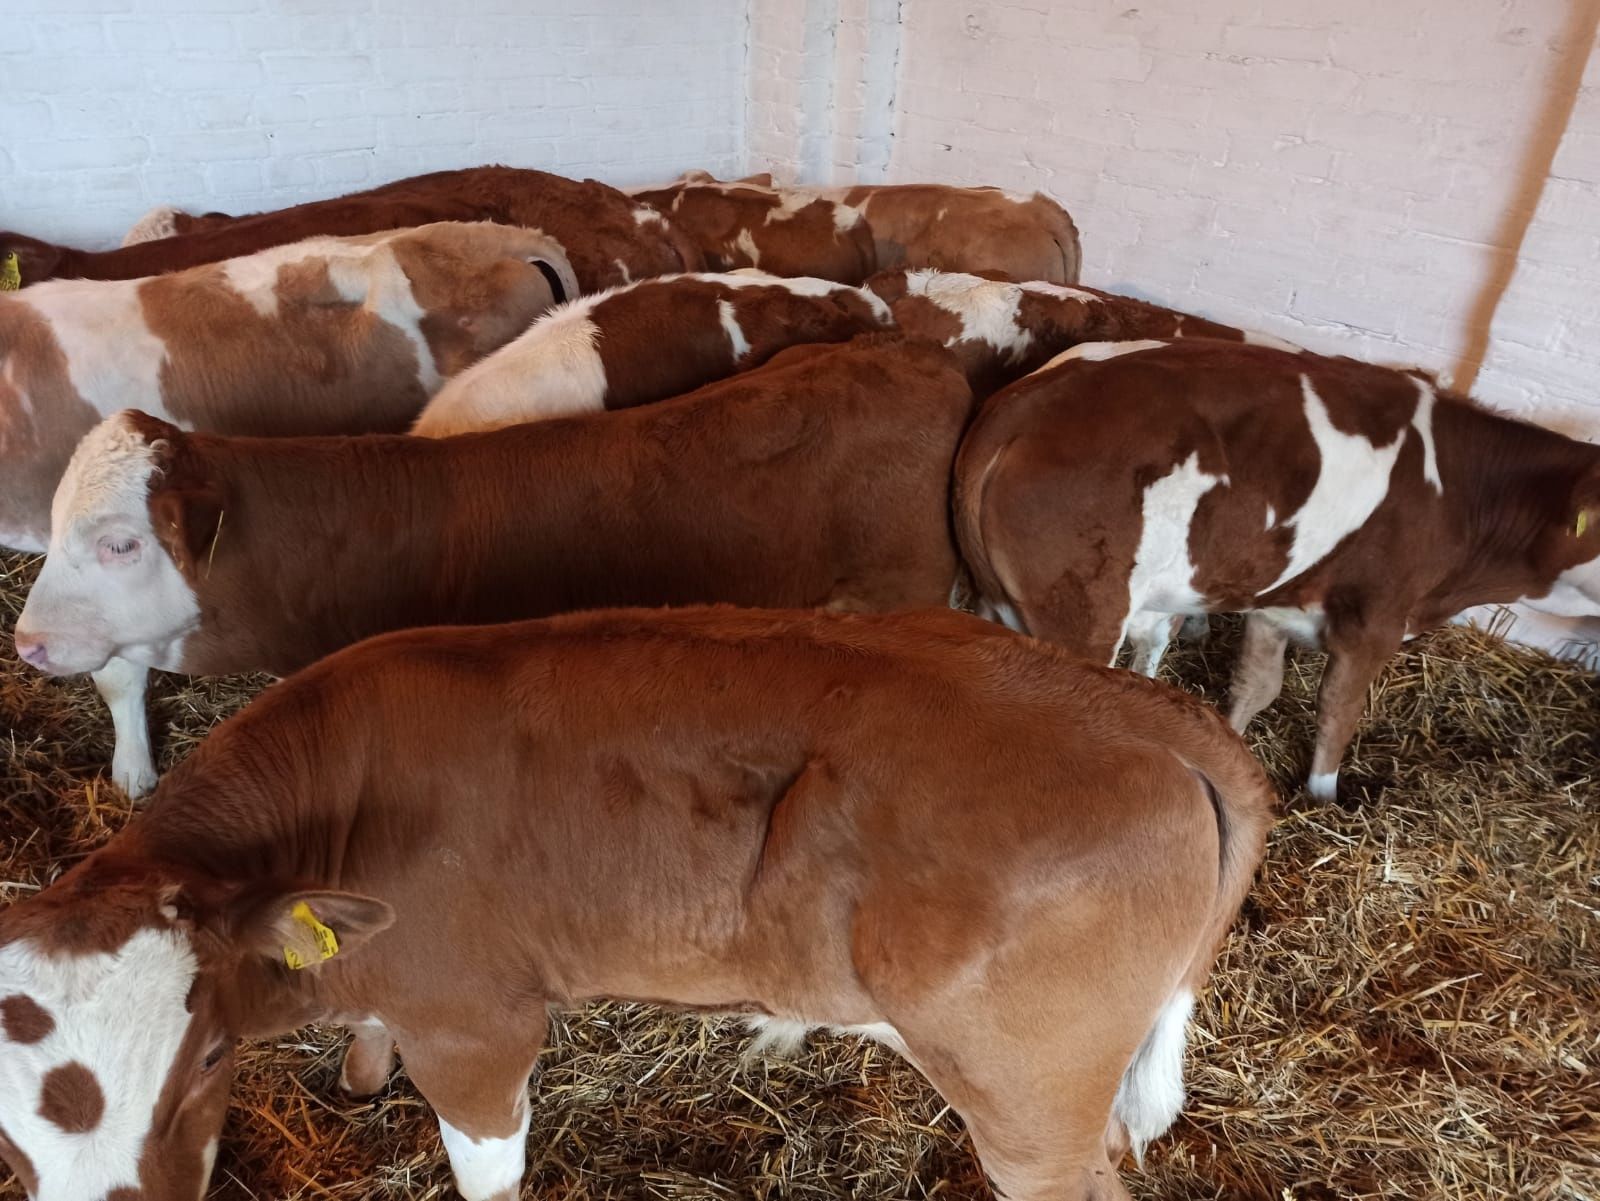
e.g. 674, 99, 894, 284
0, 605, 1274, 1201
412, 271, 891, 434
955, 338, 1600, 800
13, 335, 972, 796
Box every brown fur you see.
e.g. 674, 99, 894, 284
955, 339, 1600, 788
0, 996, 54, 1044
632, 182, 878, 283
588, 277, 890, 411
37, 1063, 104, 1134
833, 183, 1082, 282
129, 335, 972, 678
1, 167, 700, 293
0, 605, 1275, 1200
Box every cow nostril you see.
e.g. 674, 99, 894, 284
13, 634, 47, 667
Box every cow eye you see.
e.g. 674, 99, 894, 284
200, 1043, 228, 1073
95, 533, 143, 565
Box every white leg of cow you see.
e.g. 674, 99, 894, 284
94, 657, 158, 798
1308, 621, 1404, 804
438, 1105, 530, 1201
1227, 615, 1290, 732
1125, 612, 1181, 677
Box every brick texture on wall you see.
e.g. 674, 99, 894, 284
0, 0, 746, 247
748, 0, 1600, 428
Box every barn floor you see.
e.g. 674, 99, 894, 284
1, 547, 1595, 1201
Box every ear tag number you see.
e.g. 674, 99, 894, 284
0, 252, 20, 292
283, 902, 340, 970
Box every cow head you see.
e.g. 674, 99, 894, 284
0, 864, 391, 1201
13, 413, 210, 676
1523, 468, 1600, 617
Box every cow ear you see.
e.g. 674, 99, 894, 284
148, 482, 225, 578
240, 891, 394, 971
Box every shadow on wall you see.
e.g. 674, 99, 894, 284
1454, 0, 1600, 393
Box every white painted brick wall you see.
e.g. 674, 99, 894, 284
747, 0, 1600, 424
0, 0, 746, 247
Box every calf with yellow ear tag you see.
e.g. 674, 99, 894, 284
1, 251, 20, 290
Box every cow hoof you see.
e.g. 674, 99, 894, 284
111, 756, 159, 800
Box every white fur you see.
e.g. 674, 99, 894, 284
438, 1109, 530, 1201
1252, 604, 1326, 647
94, 657, 157, 797
632, 205, 665, 227
1119, 451, 1226, 662
1112, 990, 1192, 1167
1123, 611, 1182, 677
121, 204, 184, 247
29, 281, 169, 423
197, 1137, 219, 1200
1036, 338, 1168, 374
414, 309, 605, 435
903, 271, 1099, 361
16, 412, 202, 676
1243, 328, 1303, 353
0, 928, 198, 1201
744, 1016, 908, 1059
1307, 770, 1339, 801
1260, 375, 1406, 594
764, 189, 815, 224
718, 299, 751, 361
1410, 376, 1443, 493
613, 257, 633, 284
733, 227, 762, 267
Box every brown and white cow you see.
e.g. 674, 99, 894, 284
0, 604, 1275, 1201
955, 338, 1600, 800
701, 172, 1083, 284
629, 177, 877, 284
13, 335, 972, 796
870, 267, 1280, 396
0, 220, 575, 556
1, 166, 700, 293
413, 271, 891, 435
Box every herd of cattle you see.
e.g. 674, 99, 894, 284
0, 163, 1593, 1201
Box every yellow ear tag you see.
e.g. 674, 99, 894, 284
1577, 511, 1591, 538
283, 901, 339, 971
0, 252, 20, 292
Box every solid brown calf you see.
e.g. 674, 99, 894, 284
870, 267, 1269, 396
14, 335, 972, 795
1, 166, 701, 293
0, 605, 1274, 1201
631, 176, 877, 283
954, 338, 1600, 800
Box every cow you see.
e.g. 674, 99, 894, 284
629, 177, 877, 284
0, 603, 1275, 1201
688, 171, 1083, 284
0, 220, 576, 556
953, 338, 1600, 800
412, 271, 891, 435
12, 335, 972, 797
869, 267, 1280, 396
0, 166, 701, 294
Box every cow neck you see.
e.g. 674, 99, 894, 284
178, 432, 452, 674
129, 680, 366, 893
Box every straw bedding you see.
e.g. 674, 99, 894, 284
1, 547, 1595, 1200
